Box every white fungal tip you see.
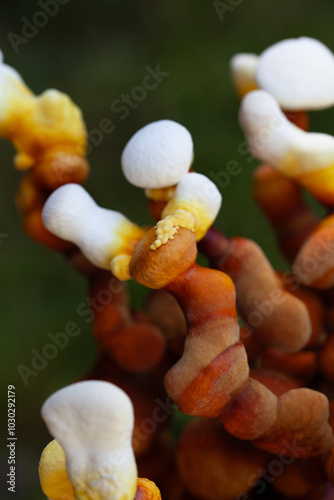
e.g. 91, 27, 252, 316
121, 119, 194, 189
42, 184, 142, 269
41, 380, 137, 500
239, 89, 334, 177
230, 53, 258, 97
256, 37, 334, 110
42, 183, 99, 244
238, 89, 291, 165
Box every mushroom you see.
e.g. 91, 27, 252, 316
40, 380, 138, 500
177, 418, 268, 500
121, 119, 193, 195
0, 51, 88, 179
89, 270, 166, 372
156, 172, 222, 241
239, 89, 334, 206
121, 120, 222, 242
231, 37, 334, 138
129, 224, 332, 457
231, 37, 334, 124
148, 172, 221, 252
239, 90, 334, 288
255, 37, 334, 112
42, 183, 145, 276
199, 227, 312, 353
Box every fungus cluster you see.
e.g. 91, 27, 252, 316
5, 37, 334, 499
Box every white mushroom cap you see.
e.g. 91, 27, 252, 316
256, 37, 334, 110
162, 172, 222, 240
42, 184, 143, 269
121, 119, 193, 189
230, 53, 259, 98
239, 89, 334, 176
41, 380, 137, 500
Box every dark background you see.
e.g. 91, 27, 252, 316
1, 1, 334, 498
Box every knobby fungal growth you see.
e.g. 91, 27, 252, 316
5, 36, 334, 500
40, 380, 162, 500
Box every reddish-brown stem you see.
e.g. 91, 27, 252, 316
200, 228, 312, 353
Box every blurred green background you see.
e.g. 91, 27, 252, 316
1, 0, 334, 498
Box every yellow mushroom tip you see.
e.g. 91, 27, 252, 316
150, 210, 195, 251
110, 254, 132, 281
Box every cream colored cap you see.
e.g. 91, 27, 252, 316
256, 37, 334, 110
41, 380, 137, 500
121, 119, 193, 189
42, 184, 142, 269
239, 89, 334, 177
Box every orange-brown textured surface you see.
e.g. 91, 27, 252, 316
221, 377, 277, 440
130, 227, 197, 289
145, 290, 187, 356
261, 348, 317, 383
177, 418, 268, 500
272, 456, 327, 498
135, 478, 162, 500
89, 271, 166, 371
172, 343, 249, 417
254, 388, 332, 458
252, 163, 319, 261
220, 237, 312, 352
240, 325, 263, 362
163, 264, 243, 411
294, 218, 334, 289
31, 151, 89, 191
282, 277, 326, 348
200, 228, 313, 352
250, 368, 301, 396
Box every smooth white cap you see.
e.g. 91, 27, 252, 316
42, 184, 135, 268
121, 119, 193, 189
256, 37, 334, 110
230, 53, 258, 97
239, 90, 334, 175
41, 380, 137, 500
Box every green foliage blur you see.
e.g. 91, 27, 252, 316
1, 0, 334, 498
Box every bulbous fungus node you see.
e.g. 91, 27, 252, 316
239, 89, 334, 205
40, 380, 138, 500
231, 37, 334, 111
121, 119, 194, 190
42, 183, 145, 272
0, 51, 88, 179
